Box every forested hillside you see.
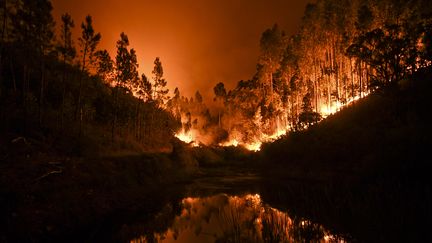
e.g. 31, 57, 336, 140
175, 0, 432, 149
0, 0, 181, 155
1, 0, 431, 154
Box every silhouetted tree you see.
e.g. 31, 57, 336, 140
213, 82, 226, 127
195, 90, 203, 103
152, 57, 169, 106
57, 13, 76, 129
95, 49, 114, 83
113, 32, 139, 141
77, 15, 101, 136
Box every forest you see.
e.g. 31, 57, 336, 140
0, 0, 186, 155
1, 0, 431, 154
1, 0, 431, 241
175, 0, 432, 150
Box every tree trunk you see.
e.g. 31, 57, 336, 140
314, 58, 318, 113
38, 61, 45, 127
135, 100, 140, 139
359, 61, 362, 98
77, 48, 87, 137
111, 87, 118, 143
0, 0, 6, 89
350, 58, 354, 100
10, 60, 16, 93
60, 57, 67, 130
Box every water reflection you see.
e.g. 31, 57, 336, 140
130, 194, 345, 243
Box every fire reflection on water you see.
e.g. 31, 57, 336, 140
130, 194, 346, 243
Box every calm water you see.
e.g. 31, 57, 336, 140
129, 193, 345, 243
113, 170, 348, 243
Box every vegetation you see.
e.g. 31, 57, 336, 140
261, 65, 431, 179
0, 0, 431, 241
174, 0, 432, 146
259, 66, 432, 241
0, 0, 180, 155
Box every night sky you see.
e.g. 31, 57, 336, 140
51, 0, 309, 99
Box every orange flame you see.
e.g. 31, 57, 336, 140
175, 92, 370, 151
175, 129, 200, 147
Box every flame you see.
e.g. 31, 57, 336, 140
174, 92, 370, 152
320, 91, 370, 118
219, 125, 290, 152
175, 129, 200, 147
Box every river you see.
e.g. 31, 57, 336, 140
101, 169, 350, 242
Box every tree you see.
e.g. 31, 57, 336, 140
347, 26, 408, 87
195, 90, 203, 103
95, 49, 114, 84
298, 92, 321, 129
213, 82, 226, 127
57, 13, 76, 129
112, 32, 139, 141
77, 15, 101, 125
12, 0, 55, 126
152, 57, 169, 106
141, 74, 153, 102
115, 32, 139, 89
259, 24, 286, 101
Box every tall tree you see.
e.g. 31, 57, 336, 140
152, 57, 168, 106
213, 82, 226, 127
259, 24, 286, 102
112, 32, 139, 141
77, 15, 101, 128
12, 0, 55, 126
141, 73, 153, 102
195, 90, 203, 104
57, 13, 76, 129
115, 33, 139, 89
95, 49, 114, 83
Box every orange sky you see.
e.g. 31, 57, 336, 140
51, 0, 309, 100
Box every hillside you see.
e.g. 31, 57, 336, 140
261, 66, 432, 181
258, 67, 432, 242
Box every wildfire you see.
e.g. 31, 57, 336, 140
320, 91, 370, 118
175, 92, 370, 151
174, 129, 200, 147
218, 126, 289, 152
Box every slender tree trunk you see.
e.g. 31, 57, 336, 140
60, 56, 67, 130
327, 73, 331, 111
38, 61, 45, 127
22, 64, 29, 130
314, 58, 318, 113
269, 71, 273, 103
218, 111, 221, 128
359, 61, 362, 98
0, 0, 6, 89
111, 86, 118, 143
343, 58, 347, 103
10, 60, 16, 92
135, 100, 140, 139
350, 58, 354, 100
77, 47, 88, 138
